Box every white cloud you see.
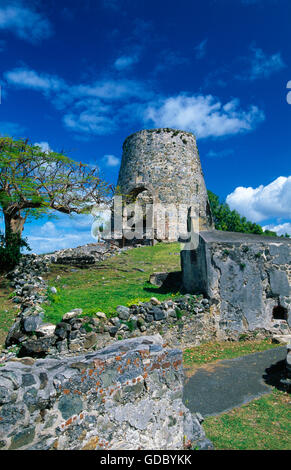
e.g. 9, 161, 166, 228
226, 176, 291, 222
5, 68, 63, 92
63, 112, 116, 135
34, 141, 52, 153
144, 94, 265, 139
102, 154, 120, 167
0, 1, 52, 43
5, 67, 152, 136
263, 222, 291, 237
4, 67, 265, 140
23, 213, 96, 254
194, 39, 208, 59
238, 46, 286, 81
39, 221, 57, 236
114, 55, 139, 71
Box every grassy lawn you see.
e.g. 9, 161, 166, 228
183, 340, 291, 450
42, 242, 182, 324
183, 339, 280, 368
203, 389, 291, 450
0, 275, 17, 351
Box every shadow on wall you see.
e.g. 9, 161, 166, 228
143, 271, 183, 295
263, 359, 288, 392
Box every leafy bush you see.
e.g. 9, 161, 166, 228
0, 231, 30, 272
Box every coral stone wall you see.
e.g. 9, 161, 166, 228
0, 335, 203, 450
181, 231, 291, 336
117, 129, 213, 240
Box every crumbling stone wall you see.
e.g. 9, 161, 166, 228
117, 128, 213, 241
181, 231, 291, 337
0, 335, 210, 450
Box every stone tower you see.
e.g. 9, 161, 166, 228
116, 128, 213, 243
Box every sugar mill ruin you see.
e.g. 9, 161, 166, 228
0, 128, 290, 450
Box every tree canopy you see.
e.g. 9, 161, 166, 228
0, 136, 113, 253
207, 190, 288, 237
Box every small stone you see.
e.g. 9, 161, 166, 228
9, 426, 35, 450
150, 297, 161, 305
84, 332, 98, 349
152, 307, 165, 321
116, 305, 130, 320
95, 312, 107, 320
149, 272, 169, 287
35, 323, 56, 337
137, 317, 145, 329
109, 326, 119, 336
54, 322, 71, 339
69, 343, 81, 352
167, 309, 177, 318
22, 315, 43, 333
62, 309, 83, 321
110, 317, 121, 327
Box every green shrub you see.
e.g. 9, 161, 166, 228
0, 231, 30, 272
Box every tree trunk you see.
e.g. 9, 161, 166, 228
3, 210, 25, 254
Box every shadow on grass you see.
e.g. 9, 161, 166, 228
143, 271, 183, 295
262, 359, 289, 392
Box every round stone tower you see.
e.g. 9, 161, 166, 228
116, 128, 213, 242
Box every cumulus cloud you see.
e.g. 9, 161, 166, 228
263, 222, 291, 237
5, 67, 152, 136
23, 213, 95, 254
144, 94, 265, 139
102, 154, 120, 167
4, 67, 265, 140
226, 176, 291, 222
34, 141, 52, 153
0, 1, 53, 43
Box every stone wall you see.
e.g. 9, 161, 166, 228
116, 128, 213, 242
181, 231, 291, 338
3, 294, 217, 360
0, 335, 211, 450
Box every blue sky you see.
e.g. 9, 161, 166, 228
0, 0, 290, 253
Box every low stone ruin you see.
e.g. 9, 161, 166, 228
3, 293, 218, 360
0, 335, 212, 450
44, 241, 125, 266
181, 231, 291, 339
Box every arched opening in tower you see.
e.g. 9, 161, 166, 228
123, 187, 153, 242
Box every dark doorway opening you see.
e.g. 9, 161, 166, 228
272, 305, 288, 321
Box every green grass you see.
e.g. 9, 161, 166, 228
42, 242, 182, 324
183, 339, 280, 367
183, 340, 291, 450
0, 275, 17, 351
203, 389, 291, 450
